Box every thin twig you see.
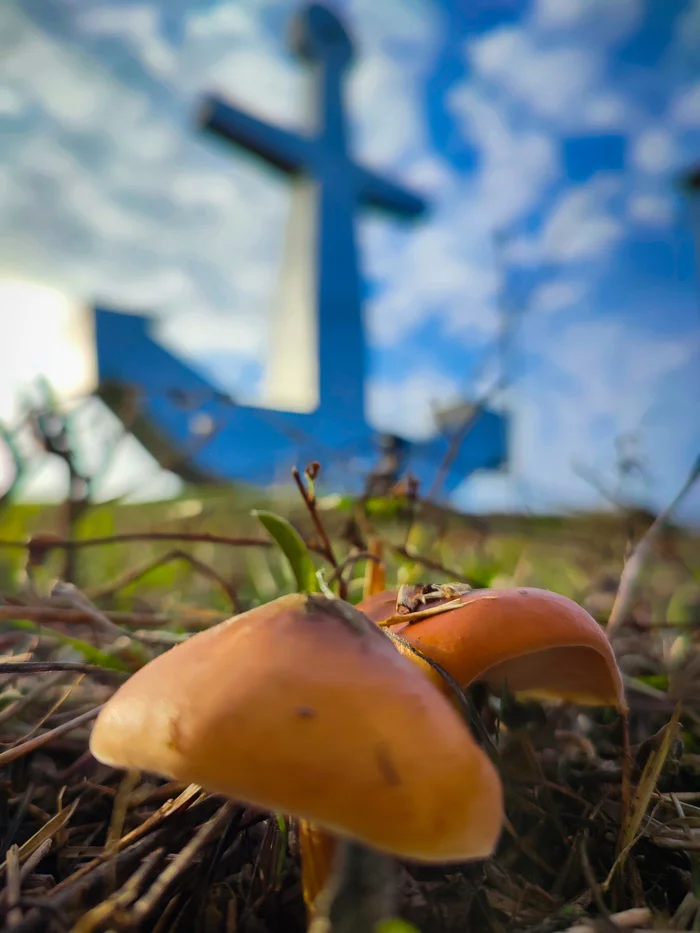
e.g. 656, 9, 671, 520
607, 456, 700, 636
0, 706, 102, 767
0, 532, 273, 553
0, 606, 211, 630
5, 845, 22, 926
292, 464, 344, 595
427, 377, 504, 501
84, 549, 238, 611
0, 840, 52, 911
0, 662, 126, 683
50, 582, 141, 645
564, 907, 651, 933
127, 801, 236, 924
389, 544, 480, 586
0, 673, 66, 727
325, 551, 382, 590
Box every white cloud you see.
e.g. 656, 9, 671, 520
367, 367, 463, 440
456, 315, 697, 519
367, 247, 500, 347
583, 92, 632, 129
205, 50, 307, 130
99, 269, 201, 310
0, 86, 22, 115
631, 129, 679, 174
530, 280, 586, 314
467, 28, 600, 123
675, 0, 700, 52
345, 0, 444, 169
78, 5, 176, 78
3, 33, 104, 128
448, 86, 557, 226
0, 1, 293, 347
533, 0, 643, 44
627, 193, 676, 226
495, 319, 698, 515
156, 310, 264, 361
508, 176, 624, 266
350, 55, 427, 165
186, 3, 258, 40
341, 0, 444, 51
542, 179, 624, 261
670, 82, 700, 128
462, 4, 641, 136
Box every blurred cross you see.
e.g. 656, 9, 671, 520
94, 3, 509, 495
198, 3, 426, 424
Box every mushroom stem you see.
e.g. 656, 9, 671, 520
309, 840, 398, 933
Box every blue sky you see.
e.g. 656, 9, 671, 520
0, 0, 699, 521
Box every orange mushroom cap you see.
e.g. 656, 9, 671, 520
90, 593, 504, 863
358, 586, 626, 712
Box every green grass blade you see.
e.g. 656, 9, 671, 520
252, 509, 318, 593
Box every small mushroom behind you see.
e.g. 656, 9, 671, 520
90, 592, 504, 864
358, 586, 626, 712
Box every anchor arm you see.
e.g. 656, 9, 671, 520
198, 94, 311, 175
357, 168, 427, 219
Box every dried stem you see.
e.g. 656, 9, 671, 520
292, 464, 344, 596
84, 549, 238, 611
0, 531, 274, 554
0, 662, 126, 683
389, 543, 480, 586
324, 551, 382, 591
0, 605, 207, 631
607, 456, 700, 636
0, 706, 102, 767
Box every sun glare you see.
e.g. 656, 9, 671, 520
0, 280, 96, 421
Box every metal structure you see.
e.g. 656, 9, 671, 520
94, 3, 508, 496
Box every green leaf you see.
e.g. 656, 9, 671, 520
638, 673, 670, 691
375, 920, 421, 933
364, 497, 407, 519
252, 509, 318, 593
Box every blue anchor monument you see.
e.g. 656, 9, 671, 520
94, 3, 508, 495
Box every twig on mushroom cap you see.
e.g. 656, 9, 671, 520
358, 586, 626, 712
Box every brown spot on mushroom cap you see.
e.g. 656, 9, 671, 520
90, 593, 503, 863
358, 587, 625, 711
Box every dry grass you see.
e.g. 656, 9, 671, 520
0, 486, 699, 933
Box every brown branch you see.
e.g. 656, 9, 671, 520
84, 549, 238, 612
325, 551, 382, 590
0, 531, 274, 553
0, 605, 211, 630
0, 661, 126, 682
50, 581, 141, 645
388, 544, 481, 587
0, 705, 102, 767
